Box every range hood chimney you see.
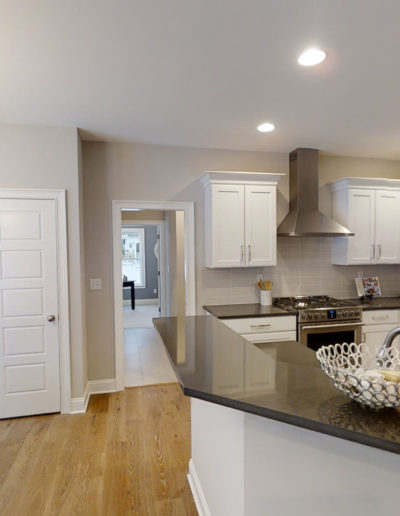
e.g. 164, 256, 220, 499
277, 148, 354, 237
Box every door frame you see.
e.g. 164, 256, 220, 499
112, 200, 195, 391
0, 188, 71, 414
121, 220, 166, 316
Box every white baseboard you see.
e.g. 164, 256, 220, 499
135, 298, 158, 305
68, 378, 117, 414
187, 459, 212, 516
88, 378, 117, 395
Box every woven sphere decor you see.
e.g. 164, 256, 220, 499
316, 342, 400, 409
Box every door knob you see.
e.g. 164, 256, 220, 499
47, 315, 56, 322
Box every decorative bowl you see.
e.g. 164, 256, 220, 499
316, 342, 400, 409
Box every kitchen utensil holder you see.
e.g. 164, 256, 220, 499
260, 290, 272, 306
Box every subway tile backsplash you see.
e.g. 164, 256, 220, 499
201, 237, 400, 307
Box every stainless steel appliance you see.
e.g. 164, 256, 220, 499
273, 296, 363, 351
277, 148, 354, 237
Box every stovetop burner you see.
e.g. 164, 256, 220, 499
273, 295, 362, 323
274, 295, 357, 310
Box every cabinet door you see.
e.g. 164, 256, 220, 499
362, 323, 400, 368
375, 190, 400, 264
347, 189, 376, 264
245, 344, 277, 393
210, 184, 245, 267
213, 325, 245, 395
244, 185, 276, 266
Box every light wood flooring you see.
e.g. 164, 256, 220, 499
0, 384, 197, 516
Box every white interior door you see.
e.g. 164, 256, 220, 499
375, 190, 400, 264
0, 198, 60, 418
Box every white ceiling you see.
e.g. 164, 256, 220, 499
1, 0, 400, 158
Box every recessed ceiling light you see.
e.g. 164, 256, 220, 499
298, 48, 326, 67
257, 122, 275, 133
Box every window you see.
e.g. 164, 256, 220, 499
121, 227, 146, 287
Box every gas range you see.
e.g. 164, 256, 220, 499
274, 296, 363, 350
273, 295, 362, 323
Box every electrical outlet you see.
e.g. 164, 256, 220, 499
256, 273, 264, 284
357, 271, 364, 278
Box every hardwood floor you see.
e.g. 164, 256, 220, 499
0, 384, 197, 516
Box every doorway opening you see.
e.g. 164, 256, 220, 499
113, 201, 195, 391
122, 218, 164, 327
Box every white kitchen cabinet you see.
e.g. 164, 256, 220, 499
213, 325, 245, 395
361, 310, 400, 368
220, 315, 296, 394
220, 315, 296, 335
201, 171, 284, 268
330, 178, 400, 265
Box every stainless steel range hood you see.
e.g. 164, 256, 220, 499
277, 148, 354, 237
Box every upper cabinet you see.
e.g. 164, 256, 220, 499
201, 172, 284, 268
330, 178, 400, 265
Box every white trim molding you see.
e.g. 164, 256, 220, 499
69, 378, 117, 414
187, 459, 212, 516
112, 200, 196, 391
0, 189, 71, 415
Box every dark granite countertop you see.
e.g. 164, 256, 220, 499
204, 297, 400, 320
346, 297, 400, 311
203, 303, 295, 318
154, 315, 400, 455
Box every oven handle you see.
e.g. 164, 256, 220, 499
300, 322, 364, 330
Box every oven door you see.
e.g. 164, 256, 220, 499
299, 321, 363, 352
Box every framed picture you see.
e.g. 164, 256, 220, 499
362, 276, 381, 296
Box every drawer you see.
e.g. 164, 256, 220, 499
244, 331, 296, 343
363, 310, 399, 325
221, 315, 296, 335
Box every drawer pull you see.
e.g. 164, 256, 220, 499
371, 316, 390, 321
250, 323, 271, 328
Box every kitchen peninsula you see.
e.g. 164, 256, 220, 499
154, 315, 400, 516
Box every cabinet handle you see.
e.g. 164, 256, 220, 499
361, 332, 366, 343
240, 245, 244, 263
377, 244, 382, 260
371, 315, 389, 321
370, 244, 375, 260
250, 323, 271, 328
248, 244, 251, 262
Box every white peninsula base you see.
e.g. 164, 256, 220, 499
188, 398, 400, 516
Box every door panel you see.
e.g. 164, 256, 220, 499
2, 288, 44, 317
2, 250, 43, 279
375, 190, 400, 264
211, 184, 245, 267
244, 185, 276, 266
0, 198, 60, 418
347, 189, 375, 264
4, 326, 45, 355
0, 211, 42, 240
6, 363, 46, 393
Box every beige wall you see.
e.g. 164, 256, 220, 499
164, 211, 185, 316
175, 211, 185, 315
82, 141, 287, 380
0, 124, 87, 398
82, 141, 400, 382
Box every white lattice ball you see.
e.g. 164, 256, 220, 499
316, 342, 400, 409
